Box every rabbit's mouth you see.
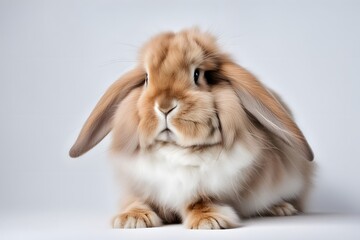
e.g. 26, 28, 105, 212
156, 128, 175, 143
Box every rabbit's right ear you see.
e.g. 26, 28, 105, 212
69, 67, 145, 158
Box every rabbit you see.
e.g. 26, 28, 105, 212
69, 28, 314, 229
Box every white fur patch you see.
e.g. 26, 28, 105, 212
214, 205, 242, 227
115, 143, 256, 211
113, 142, 305, 217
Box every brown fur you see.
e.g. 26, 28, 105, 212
70, 28, 313, 160
185, 199, 239, 229
69, 67, 145, 157
70, 28, 315, 229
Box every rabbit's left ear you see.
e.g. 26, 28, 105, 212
218, 61, 314, 161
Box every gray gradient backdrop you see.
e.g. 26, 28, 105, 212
0, 0, 359, 219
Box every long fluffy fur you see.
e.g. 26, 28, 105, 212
70, 28, 315, 229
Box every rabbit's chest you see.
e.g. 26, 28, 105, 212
119, 143, 256, 210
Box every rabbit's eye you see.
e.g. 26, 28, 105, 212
145, 74, 148, 86
194, 69, 200, 84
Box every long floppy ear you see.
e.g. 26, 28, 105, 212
218, 61, 314, 161
69, 67, 145, 158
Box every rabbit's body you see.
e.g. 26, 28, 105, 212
115, 140, 309, 219
116, 143, 254, 214
70, 28, 314, 229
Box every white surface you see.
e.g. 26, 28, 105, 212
1, 213, 359, 240
1, 0, 360, 239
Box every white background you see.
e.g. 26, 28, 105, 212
1, 0, 359, 239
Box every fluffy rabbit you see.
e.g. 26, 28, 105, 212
70, 28, 314, 229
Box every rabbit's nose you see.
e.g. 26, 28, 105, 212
156, 101, 178, 116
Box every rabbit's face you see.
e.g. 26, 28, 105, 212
137, 30, 222, 148
70, 28, 313, 162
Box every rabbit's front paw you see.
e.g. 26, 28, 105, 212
185, 202, 241, 229
113, 208, 162, 228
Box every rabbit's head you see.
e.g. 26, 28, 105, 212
70, 28, 313, 162
136, 29, 224, 149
